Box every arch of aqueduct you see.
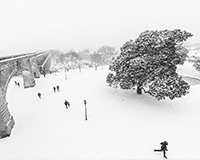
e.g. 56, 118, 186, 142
0, 51, 48, 138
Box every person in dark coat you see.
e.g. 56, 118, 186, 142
64, 100, 70, 109
154, 141, 168, 159
43, 71, 46, 77
56, 85, 60, 92
53, 87, 56, 93
38, 92, 41, 99
16, 82, 20, 87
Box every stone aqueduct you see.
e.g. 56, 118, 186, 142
0, 51, 48, 138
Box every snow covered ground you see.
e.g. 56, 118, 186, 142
1, 64, 200, 159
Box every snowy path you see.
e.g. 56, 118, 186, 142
0, 66, 200, 159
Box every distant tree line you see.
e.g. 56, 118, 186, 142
53, 46, 118, 72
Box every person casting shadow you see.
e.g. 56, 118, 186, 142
154, 141, 168, 159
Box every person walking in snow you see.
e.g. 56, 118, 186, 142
16, 82, 20, 87
56, 85, 60, 92
53, 87, 56, 93
64, 100, 70, 109
154, 141, 168, 159
38, 92, 41, 99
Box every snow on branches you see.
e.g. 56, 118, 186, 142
106, 29, 192, 100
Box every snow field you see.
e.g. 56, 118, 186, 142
0, 65, 199, 159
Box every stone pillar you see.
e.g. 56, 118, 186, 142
31, 57, 40, 78
21, 58, 36, 88
22, 70, 36, 88
0, 89, 15, 139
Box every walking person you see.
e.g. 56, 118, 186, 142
38, 92, 41, 99
154, 141, 168, 159
53, 87, 56, 93
56, 85, 60, 92
64, 100, 67, 109
64, 100, 70, 109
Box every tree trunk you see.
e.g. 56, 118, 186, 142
79, 66, 81, 73
136, 86, 142, 94
65, 69, 67, 80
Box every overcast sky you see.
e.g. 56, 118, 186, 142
0, 0, 200, 54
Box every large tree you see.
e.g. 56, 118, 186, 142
106, 29, 193, 100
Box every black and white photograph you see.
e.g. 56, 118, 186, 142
0, 0, 200, 159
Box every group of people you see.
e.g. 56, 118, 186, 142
64, 100, 70, 109
53, 85, 60, 92
37, 85, 60, 99
37, 85, 71, 109
36, 82, 168, 159
14, 81, 20, 87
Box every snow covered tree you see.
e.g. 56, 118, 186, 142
175, 43, 189, 65
106, 29, 193, 100
90, 53, 103, 71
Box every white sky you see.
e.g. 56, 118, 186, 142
0, 0, 200, 53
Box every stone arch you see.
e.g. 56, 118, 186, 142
4, 69, 18, 94
0, 60, 34, 138
0, 85, 16, 138
0, 52, 46, 138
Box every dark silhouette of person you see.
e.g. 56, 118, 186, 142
56, 85, 60, 92
154, 141, 168, 159
15, 82, 20, 87
53, 87, 56, 93
64, 100, 70, 109
43, 71, 46, 77
38, 92, 41, 99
